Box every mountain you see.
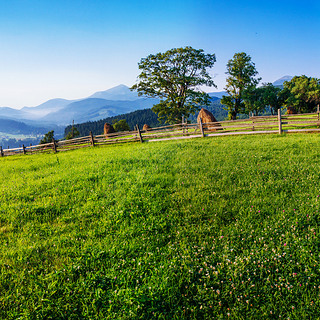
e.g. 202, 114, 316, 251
208, 91, 227, 99
88, 84, 140, 101
0, 118, 48, 135
21, 98, 72, 118
38, 97, 159, 125
0, 107, 31, 120
272, 75, 293, 86
0, 85, 159, 136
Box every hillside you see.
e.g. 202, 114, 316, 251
1, 134, 320, 319
64, 108, 164, 136
0, 118, 47, 135
65, 99, 227, 137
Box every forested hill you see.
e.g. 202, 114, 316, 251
64, 99, 228, 137
64, 108, 163, 137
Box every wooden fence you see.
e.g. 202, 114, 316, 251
1, 109, 320, 157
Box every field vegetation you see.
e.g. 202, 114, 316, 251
1, 134, 320, 319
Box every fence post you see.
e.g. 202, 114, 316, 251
136, 124, 143, 143
199, 118, 205, 137
22, 144, 26, 155
317, 105, 319, 122
182, 116, 186, 135
89, 131, 95, 147
52, 138, 57, 153
0, 146, 3, 157
278, 109, 282, 134
252, 115, 255, 131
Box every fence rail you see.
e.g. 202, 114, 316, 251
1, 109, 320, 157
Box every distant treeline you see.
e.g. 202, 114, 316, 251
64, 99, 228, 137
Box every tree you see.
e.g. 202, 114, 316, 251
40, 130, 54, 144
260, 83, 284, 115
65, 127, 80, 140
221, 52, 260, 120
243, 86, 266, 116
282, 75, 320, 113
113, 119, 130, 132
244, 83, 284, 116
131, 46, 216, 124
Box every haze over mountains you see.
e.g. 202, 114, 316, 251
0, 85, 157, 126
0, 76, 292, 138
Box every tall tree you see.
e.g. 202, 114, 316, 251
282, 75, 320, 113
131, 47, 216, 123
221, 52, 260, 120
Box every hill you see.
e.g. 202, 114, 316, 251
1, 134, 320, 319
65, 98, 228, 137
64, 108, 163, 136
0, 118, 47, 135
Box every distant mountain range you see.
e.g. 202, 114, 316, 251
0, 85, 157, 126
0, 77, 293, 139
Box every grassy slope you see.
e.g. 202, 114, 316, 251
1, 134, 320, 319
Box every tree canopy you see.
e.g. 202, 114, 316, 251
131, 46, 216, 123
243, 86, 266, 116
243, 83, 284, 116
113, 119, 130, 132
221, 52, 260, 120
65, 127, 80, 140
282, 75, 320, 113
40, 130, 55, 144
260, 83, 284, 115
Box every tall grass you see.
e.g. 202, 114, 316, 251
1, 133, 320, 319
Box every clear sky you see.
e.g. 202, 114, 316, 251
0, 0, 319, 109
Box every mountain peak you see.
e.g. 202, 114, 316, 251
272, 75, 293, 86
89, 84, 139, 101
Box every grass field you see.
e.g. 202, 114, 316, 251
1, 133, 320, 319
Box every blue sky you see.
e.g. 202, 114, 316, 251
0, 0, 319, 108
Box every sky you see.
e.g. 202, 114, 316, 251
0, 0, 319, 109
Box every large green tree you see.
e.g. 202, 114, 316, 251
113, 119, 130, 132
243, 86, 266, 116
282, 75, 320, 113
131, 47, 216, 123
221, 52, 260, 120
244, 83, 284, 116
261, 83, 284, 115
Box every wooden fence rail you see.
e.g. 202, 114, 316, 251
1, 109, 320, 157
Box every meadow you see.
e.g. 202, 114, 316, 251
1, 133, 320, 319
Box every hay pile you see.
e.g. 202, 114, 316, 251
104, 123, 115, 135
197, 108, 221, 131
286, 106, 297, 114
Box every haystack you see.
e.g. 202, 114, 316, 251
197, 108, 220, 131
143, 124, 151, 131
286, 106, 297, 114
104, 123, 115, 135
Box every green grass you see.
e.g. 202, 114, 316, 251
1, 134, 320, 319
